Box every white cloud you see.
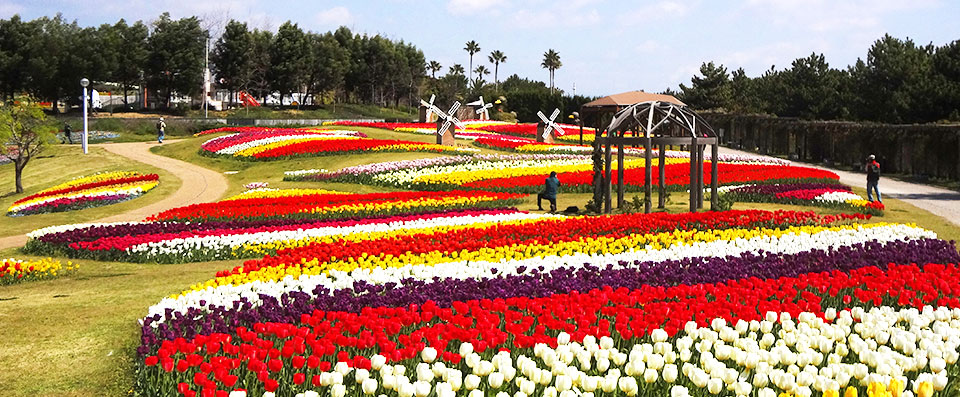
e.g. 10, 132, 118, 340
446, 0, 506, 16
509, 7, 601, 29
316, 6, 353, 27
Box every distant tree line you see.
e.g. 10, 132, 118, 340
676, 34, 960, 124
0, 14, 428, 111
0, 13, 200, 111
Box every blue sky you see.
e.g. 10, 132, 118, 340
3, 0, 957, 96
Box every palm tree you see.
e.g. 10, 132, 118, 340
488, 50, 507, 90
428, 61, 442, 78
464, 40, 481, 81
474, 65, 491, 87
449, 64, 465, 76
541, 49, 562, 92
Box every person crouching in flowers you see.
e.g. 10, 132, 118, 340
538, 171, 560, 212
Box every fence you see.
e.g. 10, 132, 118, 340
703, 113, 960, 181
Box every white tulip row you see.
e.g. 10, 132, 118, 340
144, 223, 935, 327
122, 211, 560, 260
226, 305, 959, 397
815, 191, 869, 204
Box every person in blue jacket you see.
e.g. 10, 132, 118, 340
538, 171, 560, 212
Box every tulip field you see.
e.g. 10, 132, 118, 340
199, 128, 475, 160
6, 171, 159, 216
4, 122, 960, 397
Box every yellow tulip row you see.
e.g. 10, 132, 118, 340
224, 188, 350, 201
0, 257, 78, 285
179, 222, 892, 297
47, 171, 139, 190
295, 195, 515, 216
412, 157, 688, 185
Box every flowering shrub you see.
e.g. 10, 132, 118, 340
199, 129, 474, 160
7, 171, 159, 216
721, 183, 886, 215
0, 257, 77, 285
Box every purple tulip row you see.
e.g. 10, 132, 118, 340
137, 237, 959, 354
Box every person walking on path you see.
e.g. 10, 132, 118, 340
866, 154, 882, 203
538, 171, 560, 212
62, 122, 73, 144
156, 117, 166, 143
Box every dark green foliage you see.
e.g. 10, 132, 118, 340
679, 34, 960, 123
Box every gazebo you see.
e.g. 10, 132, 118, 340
579, 91, 719, 213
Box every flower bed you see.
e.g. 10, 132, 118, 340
721, 183, 886, 215
199, 129, 474, 160
0, 257, 78, 285
7, 171, 159, 216
132, 206, 960, 397
291, 155, 838, 194
24, 189, 529, 263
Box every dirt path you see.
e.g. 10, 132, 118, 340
0, 141, 228, 250
720, 146, 960, 227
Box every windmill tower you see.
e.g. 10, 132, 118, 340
467, 96, 493, 120
419, 94, 439, 123
536, 108, 565, 144
434, 101, 465, 146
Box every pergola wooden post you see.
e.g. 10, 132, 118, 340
657, 142, 666, 209
581, 91, 719, 214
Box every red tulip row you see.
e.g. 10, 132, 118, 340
194, 127, 327, 136
463, 163, 840, 193
139, 262, 960, 396
147, 191, 527, 223
234, 209, 868, 278
248, 139, 455, 159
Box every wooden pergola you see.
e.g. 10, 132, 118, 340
579, 91, 720, 213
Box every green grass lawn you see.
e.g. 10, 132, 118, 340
0, 145, 182, 239
3, 132, 960, 396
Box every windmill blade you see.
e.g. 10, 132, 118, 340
438, 120, 452, 136
549, 108, 561, 121
552, 124, 566, 136
429, 94, 436, 105
447, 101, 461, 115
542, 124, 554, 139
537, 111, 550, 123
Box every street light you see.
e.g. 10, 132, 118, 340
80, 78, 89, 154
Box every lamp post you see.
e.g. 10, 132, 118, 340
80, 78, 90, 154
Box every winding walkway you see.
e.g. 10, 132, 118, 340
0, 141, 228, 250
720, 146, 960, 227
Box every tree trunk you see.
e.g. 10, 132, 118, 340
14, 163, 24, 194
123, 83, 130, 107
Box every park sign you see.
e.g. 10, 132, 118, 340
536, 108, 565, 144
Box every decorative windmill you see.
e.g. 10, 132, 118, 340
468, 96, 493, 120
536, 108, 565, 143
435, 101, 465, 146
419, 94, 440, 123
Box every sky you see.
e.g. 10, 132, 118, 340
3, 0, 958, 96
